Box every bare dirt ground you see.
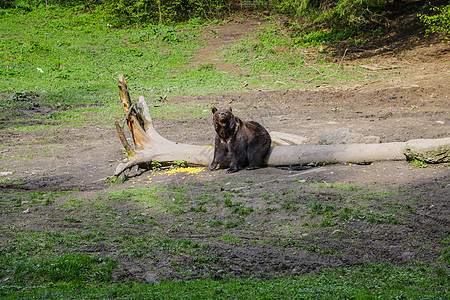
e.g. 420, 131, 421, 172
0, 12, 449, 282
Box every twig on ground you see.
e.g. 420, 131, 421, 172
335, 48, 348, 74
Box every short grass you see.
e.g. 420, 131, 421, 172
0, 8, 203, 107
0, 8, 244, 111
222, 23, 368, 87
0, 259, 447, 299
1, 8, 374, 126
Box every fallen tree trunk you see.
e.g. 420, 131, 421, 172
114, 75, 450, 176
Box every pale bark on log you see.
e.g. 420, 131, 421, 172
114, 75, 450, 176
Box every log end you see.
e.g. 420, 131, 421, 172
404, 138, 450, 164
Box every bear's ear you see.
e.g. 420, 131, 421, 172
228, 107, 232, 112
212, 107, 217, 114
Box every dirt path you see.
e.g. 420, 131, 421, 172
186, 18, 267, 74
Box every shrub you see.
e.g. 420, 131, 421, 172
277, 0, 388, 26
418, 5, 450, 41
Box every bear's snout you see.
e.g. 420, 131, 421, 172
217, 111, 229, 121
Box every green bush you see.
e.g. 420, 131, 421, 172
419, 5, 450, 41
277, 0, 387, 26
0, 1, 229, 26
81, 0, 228, 26
0, 0, 84, 10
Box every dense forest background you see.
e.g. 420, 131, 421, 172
1, 0, 449, 35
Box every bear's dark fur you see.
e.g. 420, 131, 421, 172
208, 107, 271, 173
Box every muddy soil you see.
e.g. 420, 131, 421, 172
0, 15, 449, 283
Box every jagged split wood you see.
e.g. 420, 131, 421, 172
114, 75, 450, 176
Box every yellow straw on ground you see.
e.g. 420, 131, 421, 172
164, 167, 205, 176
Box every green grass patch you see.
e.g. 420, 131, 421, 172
0, 8, 204, 107
154, 237, 200, 254
1, 8, 376, 123
223, 198, 254, 215
0, 262, 447, 299
217, 234, 243, 244
0, 8, 251, 116
0, 190, 70, 213
0, 253, 116, 286
223, 23, 367, 87
308, 182, 361, 191
304, 201, 398, 226
108, 186, 166, 204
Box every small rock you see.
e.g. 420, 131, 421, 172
145, 277, 159, 284
290, 268, 300, 276
270, 131, 307, 146
331, 230, 345, 235
401, 252, 415, 262
318, 128, 381, 145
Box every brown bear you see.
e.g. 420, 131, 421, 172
208, 107, 271, 173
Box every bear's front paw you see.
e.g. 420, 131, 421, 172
207, 164, 218, 171
226, 166, 239, 173
246, 166, 260, 170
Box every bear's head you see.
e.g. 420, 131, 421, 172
212, 107, 234, 124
